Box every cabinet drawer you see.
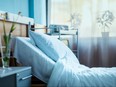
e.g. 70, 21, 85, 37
17, 68, 32, 87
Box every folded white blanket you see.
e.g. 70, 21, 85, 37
48, 57, 116, 87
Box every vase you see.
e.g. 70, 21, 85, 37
101, 32, 109, 37
2, 51, 10, 68
2, 43, 11, 68
1, 34, 11, 68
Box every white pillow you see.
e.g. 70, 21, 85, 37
29, 30, 79, 63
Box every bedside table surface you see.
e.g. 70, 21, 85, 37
0, 67, 31, 78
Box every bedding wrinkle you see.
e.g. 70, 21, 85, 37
48, 56, 116, 87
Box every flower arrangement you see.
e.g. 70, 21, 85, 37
70, 13, 81, 29
0, 12, 21, 68
97, 10, 115, 32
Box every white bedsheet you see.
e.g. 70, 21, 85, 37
13, 37, 55, 83
48, 57, 116, 87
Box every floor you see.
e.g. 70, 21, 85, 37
31, 76, 47, 87
31, 84, 46, 87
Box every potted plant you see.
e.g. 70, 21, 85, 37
97, 10, 114, 37
0, 12, 21, 68
70, 13, 81, 29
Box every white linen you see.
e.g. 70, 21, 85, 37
13, 37, 55, 83
29, 31, 79, 64
48, 57, 116, 87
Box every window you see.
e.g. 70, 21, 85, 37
48, 0, 81, 29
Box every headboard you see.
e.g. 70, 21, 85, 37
28, 23, 47, 34
0, 10, 34, 37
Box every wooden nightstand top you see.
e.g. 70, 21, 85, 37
0, 67, 31, 78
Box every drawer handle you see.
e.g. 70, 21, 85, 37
20, 75, 32, 81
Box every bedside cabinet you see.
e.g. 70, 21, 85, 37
0, 67, 32, 87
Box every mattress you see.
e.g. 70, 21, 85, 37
13, 37, 55, 83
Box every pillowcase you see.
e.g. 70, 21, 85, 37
29, 30, 79, 63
